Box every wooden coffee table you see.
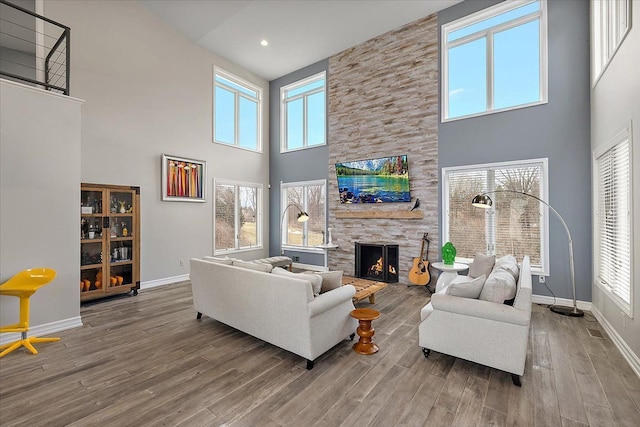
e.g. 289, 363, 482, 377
342, 276, 387, 304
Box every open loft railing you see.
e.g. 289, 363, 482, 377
0, 0, 70, 95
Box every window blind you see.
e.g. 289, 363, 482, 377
444, 160, 545, 270
596, 139, 631, 306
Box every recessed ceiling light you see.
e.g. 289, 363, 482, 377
260, 39, 269, 47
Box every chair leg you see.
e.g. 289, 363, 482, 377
0, 340, 23, 357
511, 373, 522, 387
0, 336, 60, 357
22, 339, 39, 355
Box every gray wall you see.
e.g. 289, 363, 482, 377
590, 0, 640, 364
438, 0, 592, 301
1, 79, 82, 336
268, 60, 329, 266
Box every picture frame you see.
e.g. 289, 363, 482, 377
161, 154, 207, 202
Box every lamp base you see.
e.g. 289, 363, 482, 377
549, 305, 584, 317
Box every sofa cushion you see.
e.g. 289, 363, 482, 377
271, 267, 322, 296
479, 269, 517, 303
202, 256, 233, 265
468, 253, 495, 278
233, 260, 273, 273
446, 274, 486, 299
494, 255, 520, 281
316, 270, 343, 294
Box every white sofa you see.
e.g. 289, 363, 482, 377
190, 258, 358, 369
418, 256, 532, 386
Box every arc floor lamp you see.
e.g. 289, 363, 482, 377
280, 204, 309, 255
472, 190, 584, 317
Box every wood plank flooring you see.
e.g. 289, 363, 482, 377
1, 281, 639, 426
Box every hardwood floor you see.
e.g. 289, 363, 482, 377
1, 282, 639, 426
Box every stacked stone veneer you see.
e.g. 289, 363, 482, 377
327, 14, 439, 280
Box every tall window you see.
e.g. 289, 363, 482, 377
594, 125, 632, 315
281, 72, 326, 152
592, 0, 631, 85
281, 180, 326, 248
214, 179, 262, 254
214, 68, 261, 151
442, 0, 547, 121
443, 159, 549, 274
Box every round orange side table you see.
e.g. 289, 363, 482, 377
350, 308, 381, 355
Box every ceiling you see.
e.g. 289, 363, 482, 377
141, 0, 462, 81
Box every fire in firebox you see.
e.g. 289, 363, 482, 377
368, 257, 397, 277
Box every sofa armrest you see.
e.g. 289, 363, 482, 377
308, 285, 356, 317
430, 294, 530, 326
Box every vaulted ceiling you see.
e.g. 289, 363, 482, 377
141, 0, 462, 80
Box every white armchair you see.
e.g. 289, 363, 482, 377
418, 256, 532, 386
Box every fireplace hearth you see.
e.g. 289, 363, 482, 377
355, 242, 399, 283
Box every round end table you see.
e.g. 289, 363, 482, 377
431, 262, 469, 292
350, 308, 381, 355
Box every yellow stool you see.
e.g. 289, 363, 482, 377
0, 268, 60, 357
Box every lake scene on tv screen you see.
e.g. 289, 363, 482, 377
336, 155, 410, 203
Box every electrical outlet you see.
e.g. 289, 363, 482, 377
179, 260, 185, 267
538, 275, 545, 284
293, 256, 300, 262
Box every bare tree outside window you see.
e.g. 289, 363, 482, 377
444, 160, 546, 270
215, 184, 235, 251
282, 181, 326, 247
214, 181, 262, 253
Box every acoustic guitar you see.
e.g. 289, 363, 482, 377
408, 233, 431, 286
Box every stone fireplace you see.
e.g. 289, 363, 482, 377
326, 14, 439, 280
355, 242, 399, 283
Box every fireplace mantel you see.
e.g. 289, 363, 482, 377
335, 210, 423, 220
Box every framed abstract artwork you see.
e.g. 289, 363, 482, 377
161, 154, 207, 202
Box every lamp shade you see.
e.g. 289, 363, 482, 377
297, 211, 310, 222
471, 194, 493, 208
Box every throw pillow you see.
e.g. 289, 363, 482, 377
479, 269, 517, 303
446, 274, 486, 299
316, 270, 344, 294
468, 253, 495, 278
202, 256, 233, 265
271, 267, 323, 296
494, 255, 520, 281
232, 260, 273, 273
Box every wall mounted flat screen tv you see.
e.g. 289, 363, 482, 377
336, 155, 410, 203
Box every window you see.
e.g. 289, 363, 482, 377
281, 72, 326, 152
214, 68, 262, 151
592, 0, 632, 85
442, 159, 549, 274
214, 179, 262, 253
594, 124, 632, 316
281, 180, 326, 249
442, 0, 547, 121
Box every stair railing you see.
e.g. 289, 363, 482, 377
0, 0, 70, 95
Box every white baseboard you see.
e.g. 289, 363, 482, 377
140, 274, 189, 290
0, 316, 83, 346
531, 294, 592, 312
590, 305, 640, 378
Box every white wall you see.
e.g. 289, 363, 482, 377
590, 3, 640, 371
0, 79, 83, 334
43, 0, 270, 284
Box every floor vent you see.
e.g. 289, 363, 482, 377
587, 328, 604, 338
